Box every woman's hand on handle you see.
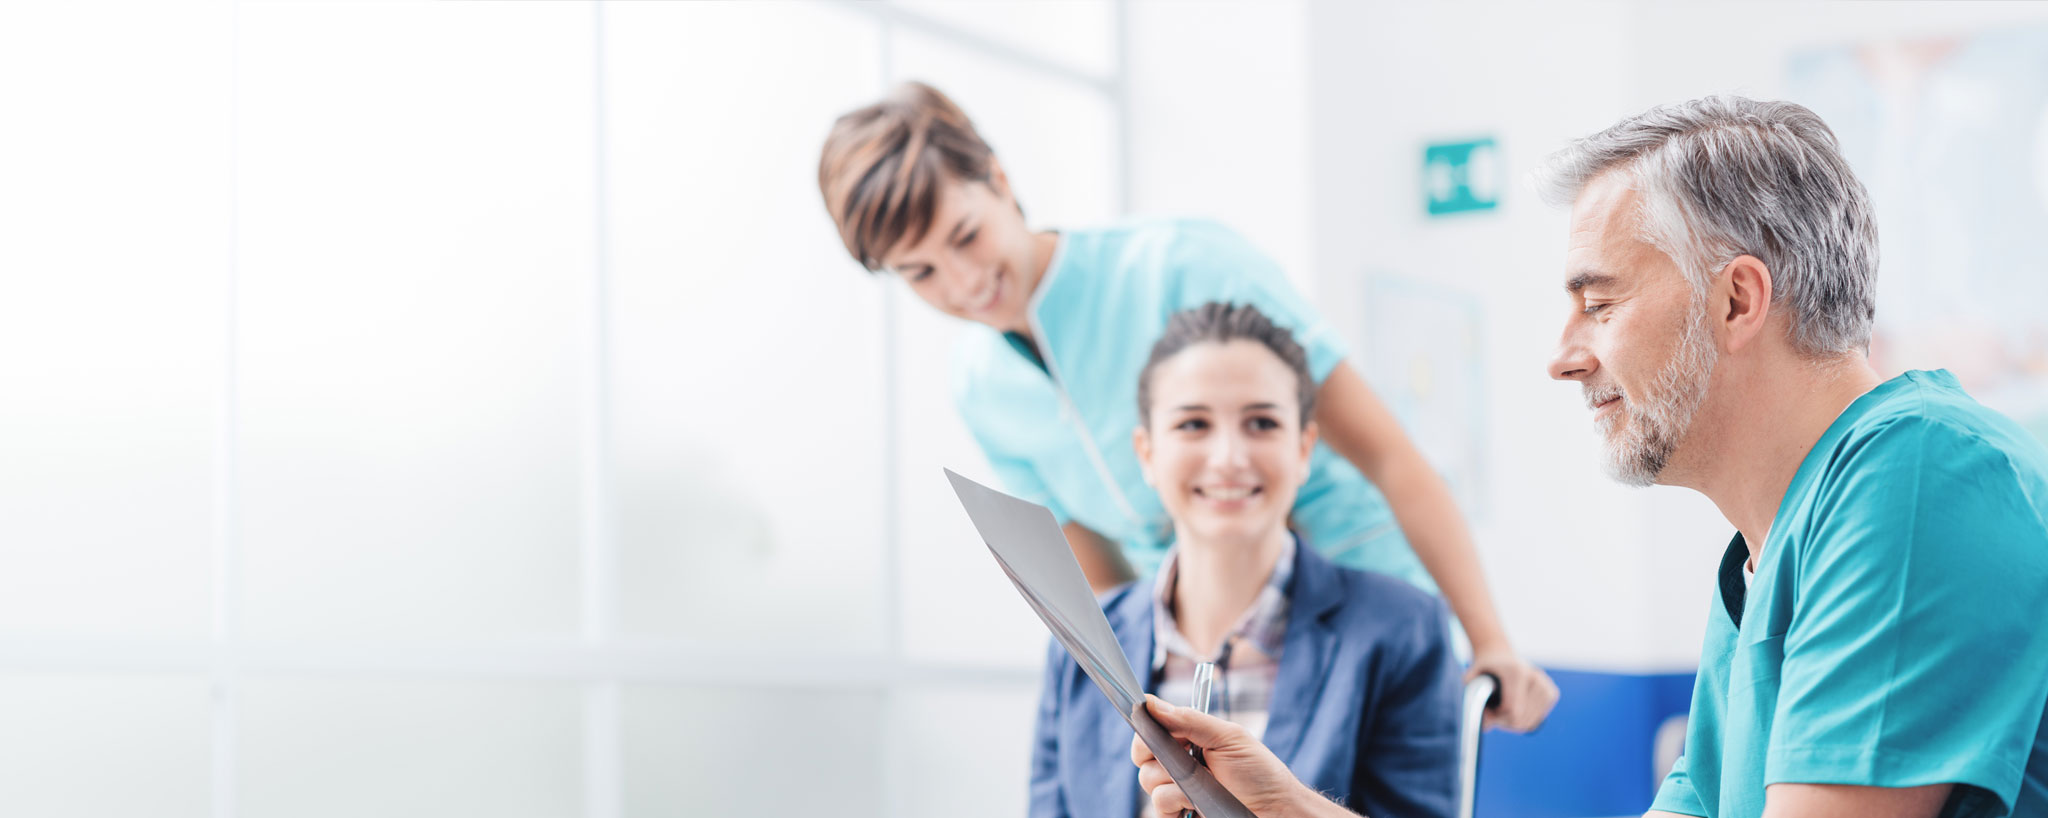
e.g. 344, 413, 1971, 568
1129, 696, 1356, 818
1465, 648, 1558, 733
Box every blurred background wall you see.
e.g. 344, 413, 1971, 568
3, 1, 2046, 816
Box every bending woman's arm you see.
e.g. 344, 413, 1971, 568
1314, 361, 1558, 731
1063, 521, 1134, 594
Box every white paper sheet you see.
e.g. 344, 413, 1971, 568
944, 468, 1255, 818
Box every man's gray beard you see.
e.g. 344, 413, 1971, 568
1600, 311, 1717, 487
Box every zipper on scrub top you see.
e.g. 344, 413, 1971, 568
1028, 312, 1146, 530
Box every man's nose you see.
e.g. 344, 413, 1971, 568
1550, 321, 1596, 382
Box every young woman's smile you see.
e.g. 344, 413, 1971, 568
1137, 340, 1316, 550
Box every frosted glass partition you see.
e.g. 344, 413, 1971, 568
887, 30, 1122, 668
0, 675, 210, 818
622, 684, 885, 818
0, 1, 230, 639
602, 2, 890, 649
891, 0, 1117, 81
891, 29, 1120, 228
238, 679, 581, 818
233, 2, 593, 641
892, 295, 1052, 668
888, 685, 1042, 818
0, 3, 1132, 818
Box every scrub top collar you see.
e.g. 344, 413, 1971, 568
1020, 230, 1067, 370
1718, 533, 1749, 629
1001, 230, 1066, 375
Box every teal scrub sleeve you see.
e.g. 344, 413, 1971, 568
1650, 753, 1708, 817
965, 432, 1071, 527
1162, 220, 1351, 384
950, 335, 1073, 527
1768, 416, 2048, 808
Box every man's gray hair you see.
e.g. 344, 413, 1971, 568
1537, 95, 1879, 357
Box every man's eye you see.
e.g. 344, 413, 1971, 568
1582, 302, 1608, 316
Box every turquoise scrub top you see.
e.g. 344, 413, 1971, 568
1651, 370, 2048, 818
952, 217, 1428, 586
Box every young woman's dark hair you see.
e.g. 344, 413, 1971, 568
1137, 301, 1317, 426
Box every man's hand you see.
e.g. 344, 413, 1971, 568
1466, 647, 1559, 732
1130, 696, 1353, 818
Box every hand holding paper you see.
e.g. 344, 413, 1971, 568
944, 468, 1255, 818
1135, 696, 1342, 818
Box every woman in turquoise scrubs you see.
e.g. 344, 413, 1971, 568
817, 81, 1557, 730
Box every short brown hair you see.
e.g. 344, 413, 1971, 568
818, 81, 1003, 271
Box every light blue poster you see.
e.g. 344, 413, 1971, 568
1790, 29, 2048, 442
1365, 273, 1487, 519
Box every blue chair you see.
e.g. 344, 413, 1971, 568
1473, 668, 1695, 818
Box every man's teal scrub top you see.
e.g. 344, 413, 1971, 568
951, 218, 1426, 585
1652, 370, 2048, 818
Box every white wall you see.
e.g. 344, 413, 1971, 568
1127, 0, 1316, 294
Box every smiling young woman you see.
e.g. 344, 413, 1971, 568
1027, 303, 1465, 818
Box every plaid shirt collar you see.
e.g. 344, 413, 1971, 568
1150, 534, 1296, 671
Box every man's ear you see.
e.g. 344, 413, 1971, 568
1721, 254, 1775, 354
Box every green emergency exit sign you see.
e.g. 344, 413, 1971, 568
1424, 137, 1500, 216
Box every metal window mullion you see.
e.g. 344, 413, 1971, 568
214, 1, 245, 816
584, 5, 623, 818
877, 16, 910, 818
